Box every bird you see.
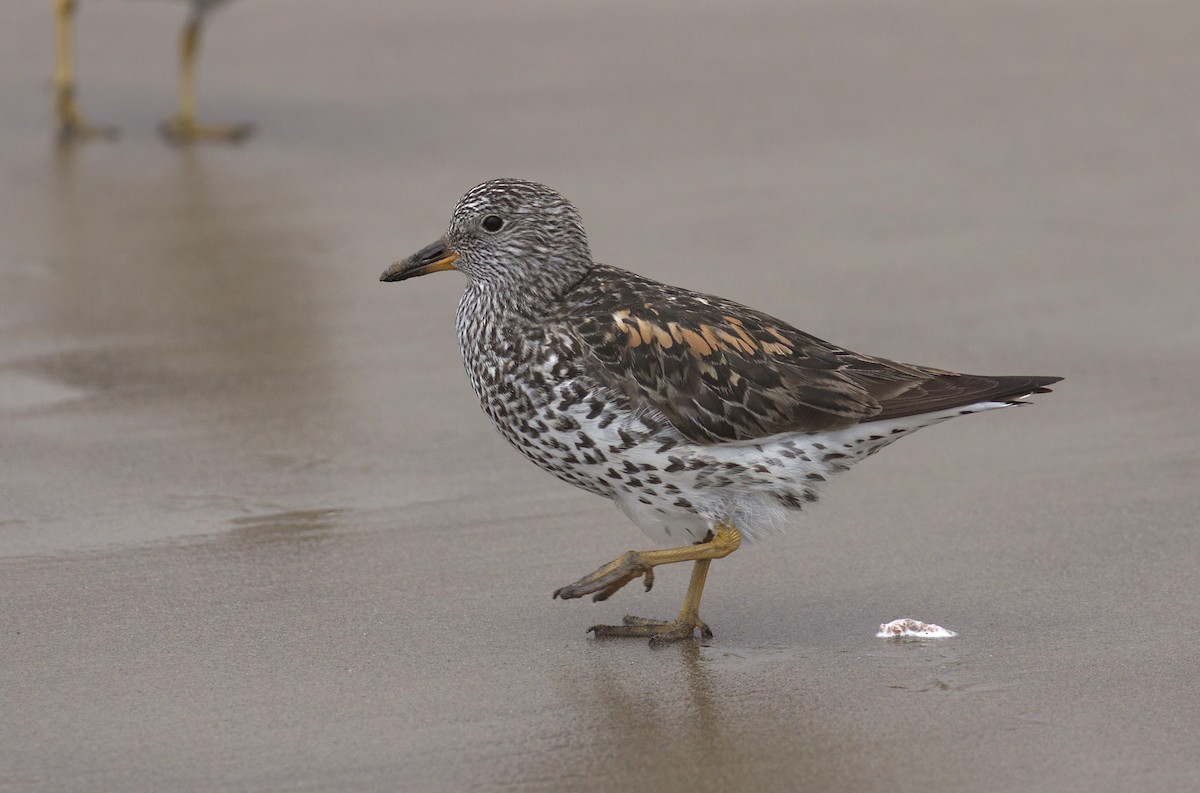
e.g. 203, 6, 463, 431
380, 179, 1061, 644
52, 0, 252, 143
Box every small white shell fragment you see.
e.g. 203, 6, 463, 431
877, 618, 956, 638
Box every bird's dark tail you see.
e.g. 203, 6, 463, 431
873, 374, 1062, 422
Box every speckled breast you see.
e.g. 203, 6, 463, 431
455, 290, 627, 499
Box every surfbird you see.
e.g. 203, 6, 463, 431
381, 178, 1060, 644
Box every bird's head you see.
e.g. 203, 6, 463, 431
381, 179, 593, 305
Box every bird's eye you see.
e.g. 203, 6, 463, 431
481, 215, 504, 233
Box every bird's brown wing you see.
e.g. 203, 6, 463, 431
563, 265, 1059, 445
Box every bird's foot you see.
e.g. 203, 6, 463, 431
589, 614, 713, 645
56, 105, 117, 143
159, 116, 254, 144
552, 551, 655, 602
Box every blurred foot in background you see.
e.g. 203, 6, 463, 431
52, 0, 253, 144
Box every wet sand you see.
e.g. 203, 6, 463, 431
3, 2, 1199, 791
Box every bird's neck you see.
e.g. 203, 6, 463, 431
462, 259, 593, 323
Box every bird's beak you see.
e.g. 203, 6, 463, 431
380, 238, 460, 282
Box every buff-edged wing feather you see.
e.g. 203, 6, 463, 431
561, 265, 1060, 445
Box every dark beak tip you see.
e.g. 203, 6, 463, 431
379, 262, 409, 282
380, 241, 456, 284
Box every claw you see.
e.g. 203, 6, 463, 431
554, 525, 740, 642
159, 118, 254, 144
587, 614, 711, 644
57, 117, 118, 143
54, 87, 117, 143
552, 551, 651, 602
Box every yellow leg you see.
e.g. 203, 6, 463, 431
53, 0, 115, 141
160, 16, 253, 143
553, 524, 741, 643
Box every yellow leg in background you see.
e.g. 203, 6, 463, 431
553, 523, 742, 644
53, 0, 115, 141
160, 15, 253, 143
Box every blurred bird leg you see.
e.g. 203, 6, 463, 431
554, 523, 741, 643
53, 0, 116, 141
160, 7, 253, 143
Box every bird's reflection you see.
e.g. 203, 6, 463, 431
31, 141, 339, 541
41, 145, 328, 388
495, 638, 866, 792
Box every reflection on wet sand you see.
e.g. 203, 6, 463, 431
225, 508, 348, 548
43, 144, 325, 363
502, 641, 857, 793
2, 143, 340, 555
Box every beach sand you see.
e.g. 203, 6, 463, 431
2, 2, 1198, 790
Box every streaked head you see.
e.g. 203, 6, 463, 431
381, 179, 593, 302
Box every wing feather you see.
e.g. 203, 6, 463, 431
559, 265, 1059, 445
